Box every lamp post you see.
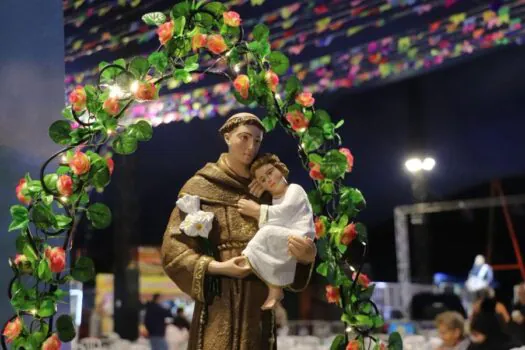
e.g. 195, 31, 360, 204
404, 156, 436, 283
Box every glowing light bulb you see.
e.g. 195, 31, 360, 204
405, 158, 422, 173
60, 196, 68, 202
233, 64, 241, 73
109, 85, 124, 99
60, 155, 68, 163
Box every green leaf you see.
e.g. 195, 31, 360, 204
128, 120, 153, 142
388, 332, 403, 350
316, 236, 331, 260
43, 174, 58, 193
171, 1, 190, 19
261, 116, 278, 132
360, 284, 376, 301
148, 51, 169, 74
38, 298, 56, 317
356, 223, 368, 243
184, 54, 199, 72
284, 76, 301, 104
112, 133, 138, 155
142, 12, 167, 26
87, 203, 112, 229
253, 23, 270, 42
29, 331, 46, 349
129, 57, 150, 79
308, 153, 323, 164
372, 314, 385, 328
330, 334, 345, 350
9, 205, 29, 232
49, 121, 72, 145
32, 202, 57, 230
301, 127, 324, 152
321, 150, 348, 180
56, 315, 76, 342
202, 1, 226, 18
173, 16, 186, 36
56, 166, 70, 175
113, 59, 126, 68
72, 256, 95, 282
92, 164, 110, 188
55, 215, 73, 230
268, 51, 289, 75
173, 68, 193, 83
316, 262, 329, 277
354, 314, 374, 328
62, 107, 74, 122
320, 180, 334, 195
84, 84, 100, 112
335, 119, 344, 129
23, 244, 38, 263
307, 190, 323, 215
37, 259, 52, 282
53, 288, 68, 301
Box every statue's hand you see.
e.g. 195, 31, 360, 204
237, 199, 260, 219
248, 179, 265, 198
288, 236, 316, 264
208, 256, 252, 278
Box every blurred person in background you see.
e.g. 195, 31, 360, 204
145, 294, 173, 350
508, 282, 525, 345
467, 298, 518, 350
435, 311, 470, 350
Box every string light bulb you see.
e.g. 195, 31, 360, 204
130, 80, 140, 94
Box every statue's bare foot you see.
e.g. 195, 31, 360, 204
261, 287, 283, 310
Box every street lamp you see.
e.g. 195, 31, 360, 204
405, 157, 436, 173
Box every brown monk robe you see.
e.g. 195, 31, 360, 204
161, 153, 314, 350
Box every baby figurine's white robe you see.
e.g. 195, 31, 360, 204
243, 184, 315, 287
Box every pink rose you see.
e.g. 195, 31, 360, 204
192, 33, 207, 52
353, 272, 371, 288
14, 254, 32, 274
325, 285, 340, 304
339, 148, 354, 172
341, 223, 357, 246
265, 70, 279, 92
45, 247, 66, 273
106, 158, 114, 176
286, 110, 309, 132
69, 86, 87, 112
223, 11, 241, 27
42, 333, 61, 350
15, 179, 31, 205
2, 317, 22, 343
233, 75, 250, 99
308, 162, 324, 181
157, 21, 174, 45
57, 175, 73, 197
295, 92, 315, 107
69, 151, 91, 176
207, 34, 228, 55
103, 97, 120, 116
314, 217, 326, 239
134, 82, 157, 101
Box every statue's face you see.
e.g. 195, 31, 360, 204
225, 124, 263, 166
254, 163, 286, 196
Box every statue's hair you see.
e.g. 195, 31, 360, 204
219, 112, 265, 136
250, 153, 289, 179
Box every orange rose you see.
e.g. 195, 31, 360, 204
192, 33, 207, 52
134, 82, 157, 101
286, 110, 309, 132
308, 162, 324, 180
69, 151, 91, 176
341, 223, 357, 246
295, 91, 315, 107
57, 175, 73, 197
42, 333, 61, 350
69, 86, 87, 112
265, 70, 279, 92
339, 148, 354, 172
207, 34, 228, 55
233, 75, 250, 99
15, 179, 31, 205
3, 317, 22, 343
314, 217, 326, 239
223, 11, 241, 27
325, 285, 340, 304
156, 21, 174, 45
353, 272, 371, 288
103, 97, 120, 116
346, 340, 361, 350
106, 158, 114, 176
45, 247, 66, 273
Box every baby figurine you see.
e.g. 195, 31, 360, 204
237, 154, 315, 310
